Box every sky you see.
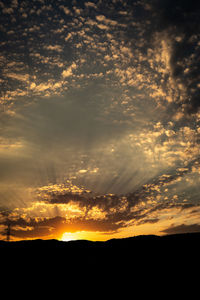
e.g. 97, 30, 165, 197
0, 0, 200, 241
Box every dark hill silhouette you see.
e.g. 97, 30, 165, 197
1, 232, 199, 249
1, 232, 199, 270
1, 233, 200, 289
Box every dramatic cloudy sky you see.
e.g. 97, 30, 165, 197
0, 0, 200, 241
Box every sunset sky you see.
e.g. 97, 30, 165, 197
0, 0, 200, 241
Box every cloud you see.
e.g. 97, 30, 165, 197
150, 0, 200, 114
0, 89, 135, 193
37, 187, 137, 216
1, 164, 200, 240
6, 73, 29, 82
65, 33, 72, 41
44, 45, 63, 52
96, 23, 109, 31
0, 216, 66, 239
162, 223, 200, 235
85, 2, 97, 9
1, 184, 199, 240
62, 63, 77, 78
96, 15, 118, 26
11, 0, 18, 8
0, 214, 125, 240
59, 5, 71, 15
2, 7, 14, 14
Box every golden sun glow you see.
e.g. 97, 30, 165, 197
61, 232, 78, 241
60, 231, 110, 242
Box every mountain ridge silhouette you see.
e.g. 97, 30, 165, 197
1, 231, 199, 245
1, 232, 199, 254
1, 232, 199, 274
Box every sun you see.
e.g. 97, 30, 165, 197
60, 230, 108, 242
61, 232, 78, 242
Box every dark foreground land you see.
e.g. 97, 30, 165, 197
0, 232, 199, 269
1, 234, 198, 295
1, 233, 200, 290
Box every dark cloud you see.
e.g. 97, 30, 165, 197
43, 189, 140, 210
0, 215, 125, 239
146, 157, 199, 188
151, 0, 200, 114
137, 218, 159, 225
162, 223, 200, 235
